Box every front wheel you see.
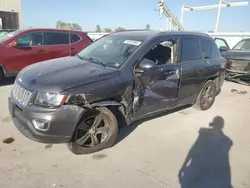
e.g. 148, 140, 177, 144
193, 80, 216, 111
67, 107, 118, 154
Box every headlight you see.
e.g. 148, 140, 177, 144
34, 91, 68, 107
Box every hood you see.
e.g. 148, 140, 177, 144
222, 50, 250, 61
17, 56, 120, 92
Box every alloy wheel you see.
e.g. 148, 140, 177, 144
75, 114, 110, 148
201, 85, 215, 108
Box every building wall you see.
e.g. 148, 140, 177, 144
0, 0, 22, 28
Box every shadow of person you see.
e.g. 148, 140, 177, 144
178, 116, 233, 188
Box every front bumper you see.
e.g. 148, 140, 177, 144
8, 97, 86, 144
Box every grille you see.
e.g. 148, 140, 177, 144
11, 82, 33, 106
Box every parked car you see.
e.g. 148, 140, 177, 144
0, 28, 93, 82
0, 29, 16, 37
213, 38, 250, 85
8, 31, 226, 154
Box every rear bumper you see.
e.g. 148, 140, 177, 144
8, 97, 85, 144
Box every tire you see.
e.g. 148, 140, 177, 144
67, 107, 118, 155
194, 80, 216, 111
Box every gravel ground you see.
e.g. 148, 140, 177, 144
0, 80, 250, 188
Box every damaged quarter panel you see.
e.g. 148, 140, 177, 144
222, 51, 250, 72
223, 38, 250, 73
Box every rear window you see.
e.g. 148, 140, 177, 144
70, 34, 81, 43
43, 32, 69, 45
181, 38, 202, 62
211, 41, 221, 58
200, 38, 212, 58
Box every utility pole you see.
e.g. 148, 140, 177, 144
181, 1, 249, 32
215, 0, 223, 33
157, 0, 184, 31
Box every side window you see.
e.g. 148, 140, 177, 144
16, 32, 43, 47
211, 40, 221, 58
181, 38, 202, 62
70, 34, 81, 43
144, 39, 180, 66
214, 38, 229, 49
16, 34, 31, 47
44, 32, 69, 45
233, 39, 250, 51
31, 32, 43, 46
200, 38, 212, 58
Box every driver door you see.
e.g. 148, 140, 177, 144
133, 38, 181, 118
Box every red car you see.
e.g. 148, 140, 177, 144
0, 28, 93, 82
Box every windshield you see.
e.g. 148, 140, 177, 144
77, 35, 143, 68
0, 30, 22, 44
0, 31, 8, 37
233, 39, 250, 51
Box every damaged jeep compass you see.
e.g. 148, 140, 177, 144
9, 31, 226, 154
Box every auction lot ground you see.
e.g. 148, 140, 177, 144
0, 80, 250, 188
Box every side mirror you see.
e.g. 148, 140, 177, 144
219, 46, 229, 52
10, 41, 19, 47
136, 58, 156, 73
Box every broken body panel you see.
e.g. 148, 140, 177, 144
221, 39, 250, 85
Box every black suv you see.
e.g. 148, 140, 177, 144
8, 31, 226, 154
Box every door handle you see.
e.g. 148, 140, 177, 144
38, 49, 46, 53
71, 47, 75, 50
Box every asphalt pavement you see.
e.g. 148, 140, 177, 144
0, 79, 250, 188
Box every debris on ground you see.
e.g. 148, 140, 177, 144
231, 89, 247, 95
2, 137, 15, 144
92, 153, 107, 160
45, 144, 53, 149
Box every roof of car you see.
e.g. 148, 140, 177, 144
109, 30, 210, 41
16, 28, 86, 33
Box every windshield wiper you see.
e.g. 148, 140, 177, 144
88, 57, 106, 67
75, 54, 84, 60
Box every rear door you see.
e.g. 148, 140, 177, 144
178, 37, 210, 105
133, 37, 181, 118
42, 31, 70, 59
2, 31, 44, 73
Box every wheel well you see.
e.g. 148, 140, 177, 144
192, 77, 218, 104
206, 76, 219, 89
92, 101, 128, 127
0, 64, 6, 76
81, 98, 128, 127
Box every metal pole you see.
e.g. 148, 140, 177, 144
215, 0, 223, 32
180, 5, 184, 25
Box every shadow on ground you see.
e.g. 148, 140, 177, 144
0, 77, 15, 86
178, 116, 233, 188
115, 105, 191, 145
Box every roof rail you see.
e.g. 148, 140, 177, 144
112, 29, 153, 33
